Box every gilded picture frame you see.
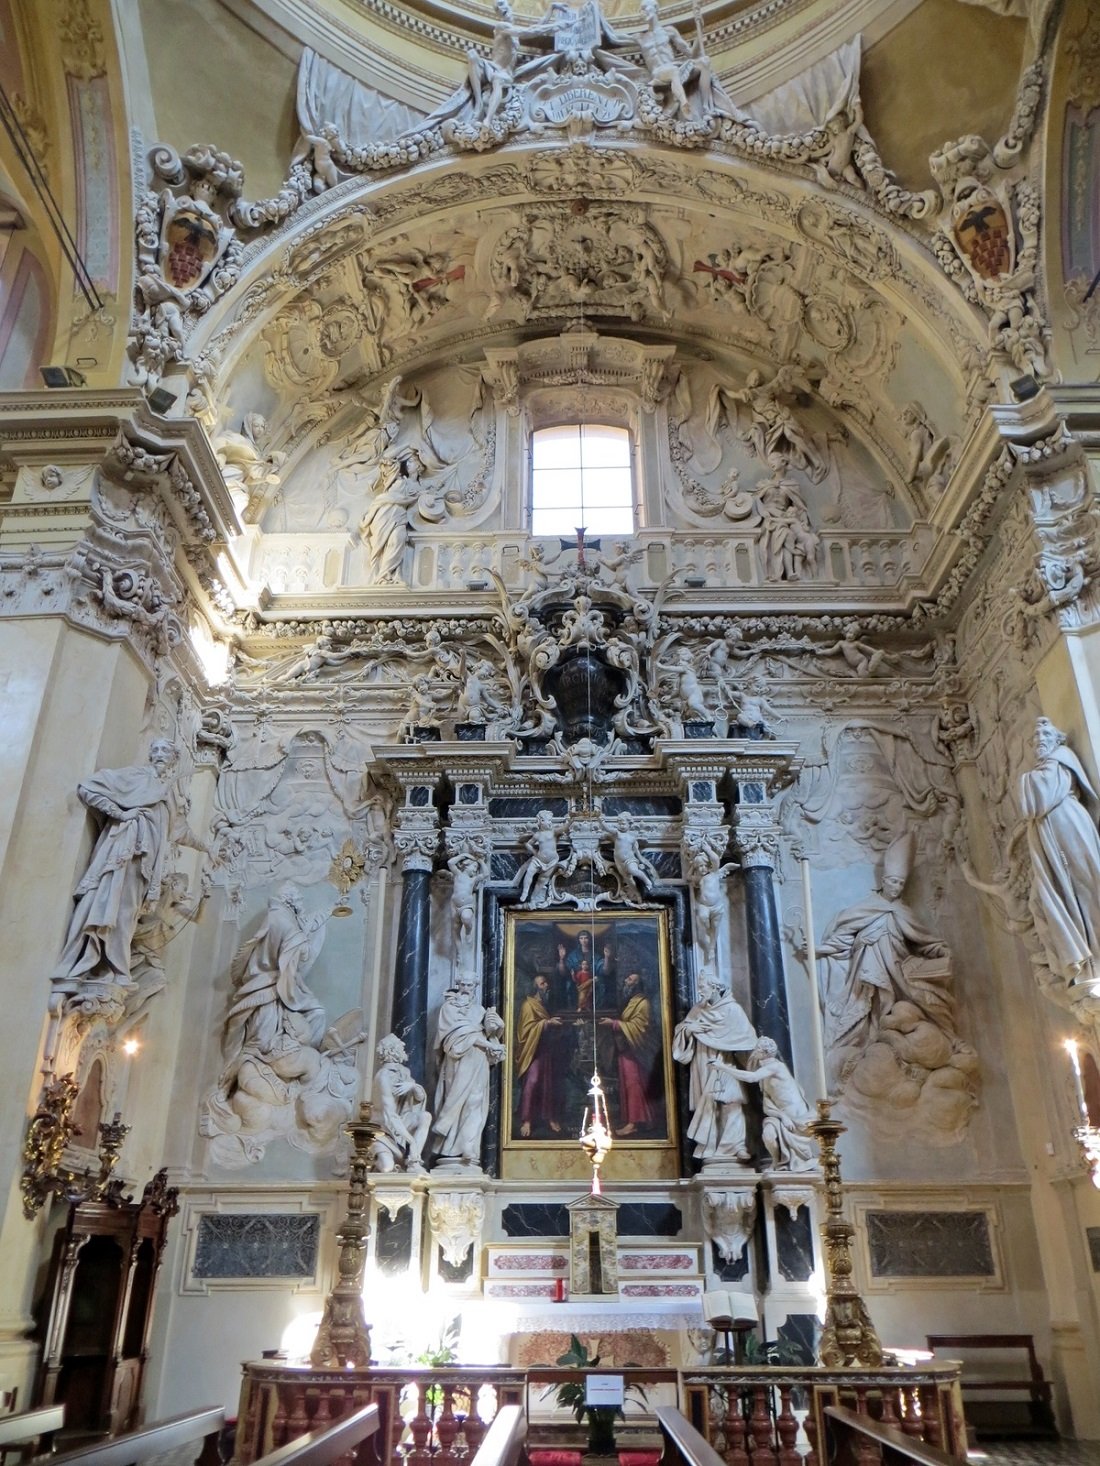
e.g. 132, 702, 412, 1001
501, 908, 680, 1182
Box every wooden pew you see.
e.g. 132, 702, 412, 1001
470, 1406, 526, 1466
926, 1334, 1056, 1438
250, 1403, 380, 1466
32, 1407, 225, 1466
0, 1407, 65, 1460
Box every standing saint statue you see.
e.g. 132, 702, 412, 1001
359, 449, 445, 586
53, 739, 206, 991
672, 974, 758, 1162
432, 976, 506, 1168
1019, 717, 1100, 987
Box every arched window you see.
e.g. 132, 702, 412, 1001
529, 423, 635, 536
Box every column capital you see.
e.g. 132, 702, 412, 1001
731, 807, 782, 869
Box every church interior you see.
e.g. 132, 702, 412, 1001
2, 0, 1100, 1455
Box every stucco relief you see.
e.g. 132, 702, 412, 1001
200, 884, 366, 1167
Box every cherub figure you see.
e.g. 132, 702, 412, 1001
448, 851, 485, 955
604, 812, 661, 904
517, 809, 563, 904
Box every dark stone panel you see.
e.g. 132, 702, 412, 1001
456, 724, 487, 741
409, 785, 431, 807
618, 1203, 682, 1237
866, 1210, 995, 1277
439, 1245, 474, 1283
491, 852, 521, 882
742, 866, 793, 1068
711, 1240, 750, 1282
739, 783, 766, 804
777, 1314, 818, 1365
1089, 1226, 1100, 1272
393, 868, 432, 1080
601, 796, 682, 817
374, 1206, 414, 1277
500, 1201, 682, 1239
489, 798, 570, 819
649, 850, 682, 879
776, 1203, 815, 1282
684, 721, 716, 740
458, 784, 480, 805
193, 1214, 320, 1280
689, 781, 714, 803
502, 1203, 570, 1237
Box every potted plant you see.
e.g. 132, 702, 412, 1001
550, 1335, 649, 1456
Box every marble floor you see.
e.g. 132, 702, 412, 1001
969, 1444, 1100, 1464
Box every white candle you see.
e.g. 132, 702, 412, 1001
1064, 1039, 1090, 1126
801, 856, 829, 1103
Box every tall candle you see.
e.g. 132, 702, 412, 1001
801, 856, 829, 1103
1064, 1039, 1090, 1125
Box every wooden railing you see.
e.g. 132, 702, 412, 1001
237, 1363, 967, 1466
681, 1366, 966, 1464
36, 1407, 226, 1466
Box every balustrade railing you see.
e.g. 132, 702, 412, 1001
236, 1363, 966, 1466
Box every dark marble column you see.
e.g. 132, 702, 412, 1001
391, 799, 439, 1081
732, 795, 794, 1069
392, 866, 432, 1077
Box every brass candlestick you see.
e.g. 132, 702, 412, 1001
311, 1102, 381, 1368
811, 1099, 882, 1368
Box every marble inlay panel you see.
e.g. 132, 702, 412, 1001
193, 1213, 320, 1279
866, 1210, 995, 1278
1087, 1226, 1100, 1272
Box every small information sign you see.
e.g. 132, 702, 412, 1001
585, 1375, 624, 1407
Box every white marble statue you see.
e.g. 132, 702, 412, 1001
709, 366, 827, 483
636, 0, 725, 118
900, 401, 953, 496
659, 646, 711, 723
1018, 718, 1100, 988
53, 740, 206, 993
754, 458, 820, 582
685, 839, 737, 968
431, 976, 506, 1169
711, 1038, 817, 1172
369, 1033, 431, 1174
359, 450, 446, 586
672, 975, 758, 1163
817, 832, 949, 1084
604, 812, 660, 903
448, 851, 485, 960
201, 883, 364, 1166
517, 809, 564, 904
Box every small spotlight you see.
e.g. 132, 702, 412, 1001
684, 575, 706, 589
466, 579, 488, 591
121, 1037, 140, 1056
1009, 374, 1039, 402
40, 365, 86, 388
147, 385, 177, 415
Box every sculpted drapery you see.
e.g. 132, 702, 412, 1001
54, 740, 202, 989
1019, 718, 1100, 984
432, 981, 505, 1166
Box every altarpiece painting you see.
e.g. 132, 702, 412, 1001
502, 910, 679, 1182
